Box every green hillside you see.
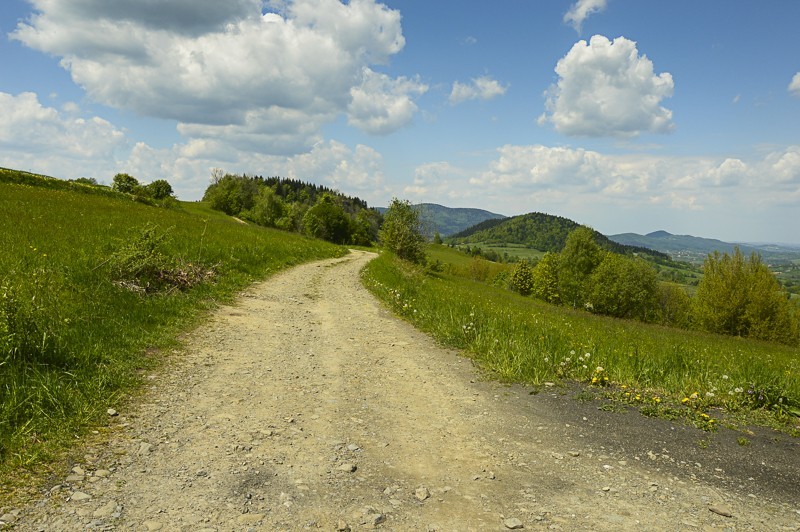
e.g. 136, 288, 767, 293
0, 169, 345, 476
448, 211, 668, 260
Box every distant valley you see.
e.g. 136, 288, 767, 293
609, 230, 800, 265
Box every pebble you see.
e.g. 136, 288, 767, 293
504, 517, 525, 529
368, 513, 386, 526
95, 469, 112, 478
415, 487, 431, 501
107, 408, 119, 417
70, 491, 92, 502
336, 520, 351, 531
142, 521, 163, 531
138, 442, 153, 455
337, 463, 357, 473
709, 505, 733, 518
93, 500, 118, 518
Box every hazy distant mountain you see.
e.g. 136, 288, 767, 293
609, 231, 800, 263
377, 203, 506, 237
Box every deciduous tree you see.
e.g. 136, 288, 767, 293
379, 198, 426, 264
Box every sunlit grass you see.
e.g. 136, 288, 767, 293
363, 252, 800, 432
0, 181, 345, 487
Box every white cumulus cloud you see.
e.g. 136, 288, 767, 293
789, 72, 800, 97
347, 68, 428, 135
11, 0, 420, 153
449, 76, 508, 104
539, 35, 675, 138
0, 91, 126, 165
563, 0, 608, 33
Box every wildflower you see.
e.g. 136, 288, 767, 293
734, 387, 743, 393
681, 397, 690, 404
705, 392, 715, 398
570, 350, 575, 355
722, 375, 729, 380
690, 392, 699, 400
595, 366, 604, 373
584, 353, 591, 358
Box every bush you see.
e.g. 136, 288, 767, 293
532, 252, 560, 304
694, 248, 799, 345
146, 179, 174, 200
112, 173, 140, 194
379, 198, 426, 264
302, 194, 352, 244
510, 261, 534, 296
656, 284, 693, 328
587, 254, 659, 321
108, 224, 215, 294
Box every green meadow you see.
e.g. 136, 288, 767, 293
363, 247, 800, 432
0, 175, 345, 481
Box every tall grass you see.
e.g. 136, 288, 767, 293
0, 181, 345, 478
363, 252, 800, 429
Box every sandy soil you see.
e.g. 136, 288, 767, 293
7, 251, 800, 531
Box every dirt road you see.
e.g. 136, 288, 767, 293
9, 251, 800, 530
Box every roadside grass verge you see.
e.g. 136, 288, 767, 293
362, 252, 800, 434
0, 182, 345, 492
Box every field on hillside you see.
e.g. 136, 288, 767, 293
363, 250, 800, 433
0, 181, 345, 478
454, 242, 546, 262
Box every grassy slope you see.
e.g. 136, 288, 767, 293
363, 251, 800, 433
0, 181, 345, 487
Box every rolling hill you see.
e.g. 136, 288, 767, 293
448, 211, 669, 260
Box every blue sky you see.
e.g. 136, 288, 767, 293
1, 0, 799, 243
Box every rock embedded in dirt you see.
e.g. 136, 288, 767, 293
336, 462, 357, 473
709, 505, 733, 518
69, 491, 92, 502
414, 487, 430, 501
504, 517, 525, 529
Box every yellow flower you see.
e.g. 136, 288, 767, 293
681, 397, 690, 404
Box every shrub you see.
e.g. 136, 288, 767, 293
111, 173, 140, 194
379, 198, 426, 264
532, 252, 560, 304
510, 260, 534, 296
302, 194, 352, 244
694, 248, 799, 345
108, 224, 215, 294
587, 254, 659, 321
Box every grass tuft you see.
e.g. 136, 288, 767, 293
0, 181, 345, 495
